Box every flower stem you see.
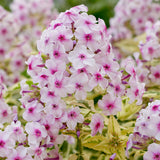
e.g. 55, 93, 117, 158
76, 124, 83, 159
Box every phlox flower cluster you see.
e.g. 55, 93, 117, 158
0, 6, 21, 85
140, 21, 160, 61
0, 3, 147, 159
0, 82, 62, 160
135, 100, 160, 140
0, 83, 14, 127
11, 0, 58, 46
0, 0, 57, 86
114, 20, 160, 86
127, 21, 160, 86
0, 6, 19, 57
127, 100, 160, 159
0, 7, 19, 85
137, 21, 160, 86
14, 4, 145, 158
0, 82, 27, 159
108, 0, 160, 41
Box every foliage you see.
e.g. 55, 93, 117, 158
0, 0, 12, 10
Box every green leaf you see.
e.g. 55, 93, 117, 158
25, 79, 34, 87
108, 115, 121, 138
21, 69, 30, 78
133, 150, 145, 160
117, 99, 142, 121
0, 0, 13, 11
3, 83, 21, 106
143, 90, 160, 100
114, 39, 140, 55
77, 156, 84, 160
68, 154, 78, 160
82, 135, 115, 154
82, 135, 107, 151
114, 33, 146, 55
60, 141, 68, 154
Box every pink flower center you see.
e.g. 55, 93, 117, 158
14, 77, 19, 83
95, 73, 102, 81
36, 30, 41, 36
139, 74, 144, 82
1, 28, 7, 35
0, 140, 5, 148
14, 127, 20, 134
103, 64, 110, 71
28, 107, 34, 113
94, 49, 101, 54
107, 45, 111, 53
16, 61, 22, 66
152, 105, 159, 111
53, 23, 62, 29
52, 104, 58, 109
20, 14, 26, 21
35, 129, 41, 137
68, 111, 77, 119
35, 148, 42, 156
132, 68, 136, 76
85, 34, 92, 41
95, 122, 100, 129
75, 83, 83, 90
66, 11, 72, 15
55, 80, 62, 88
45, 124, 50, 130
134, 89, 139, 97
19, 5, 24, 10
0, 76, 4, 83
154, 72, 160, 79
115, 85, 120, 92
32, 2, 37, 8
156, 31, 160, 38
142, 122, 146, 127
148, 47, 154, 54
2, 110, 8, 117
106, 104, 114, 110
79, 54, 86, 60
154, 153, 160, 159
138, 18, 143, 23
58, 35, 66, 41
28, 62, 32, 70
51, 69, 57, 74
45, 38, 49, 45
157, 122, 160, 131
131, 8, 136, 13
85, 20, 91, 25
78, 68, 87, 73
48, 91, 55, 97
148, 17, 154, 23
40, 74, 48, 80
0, 49, 4, 55
53, 50, 60, 58
50, 135, 56, 142
14, 157, 22, 160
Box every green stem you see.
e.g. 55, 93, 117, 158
76, 124, 83, 159
77, 136, 82, 156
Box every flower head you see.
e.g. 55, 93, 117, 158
98, 94, 122, 115
144, 143, 160, 160
90, 113, 104, 136
67, 107, 84, 130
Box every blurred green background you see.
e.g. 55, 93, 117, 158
0, 0, 12, 11
0, 0, 118, 27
